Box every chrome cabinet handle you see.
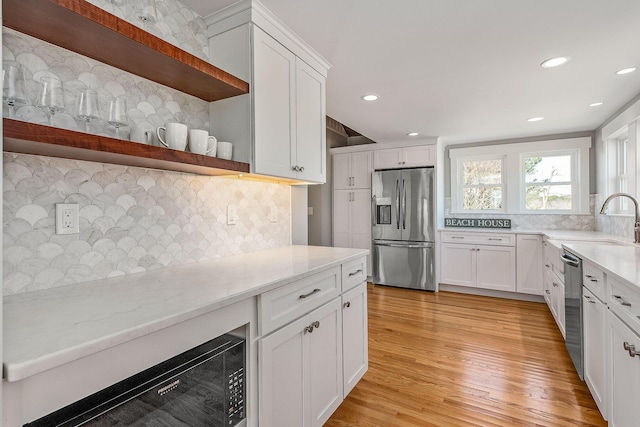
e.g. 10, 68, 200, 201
348, 269, 363, 277
304, 320, 320, 334
590, 278, 598, 283
584, 295, 596, 304
299, 288, 321, 299
488, 238, 503, 241
545, 290, 551, 295
585, 274, 593, 278
451, 236, 464, 239
613, 295, 632, 307
552, 282, 558, 288
623, 342, 640, 358
344, 301, 351, 308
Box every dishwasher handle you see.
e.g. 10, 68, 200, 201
561, 253, 580, 268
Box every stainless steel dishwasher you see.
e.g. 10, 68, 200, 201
561, 249, 583, 380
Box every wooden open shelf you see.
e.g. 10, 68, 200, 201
3, 0, 249, 102
3, 119, 250, 176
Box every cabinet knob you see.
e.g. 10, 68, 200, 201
292, 165, 299, 172
304, 320, 320, 334
300, 166, 304, 172
344, 301, 351, 308
552, 282, 558, 287
545, 290, 551, 295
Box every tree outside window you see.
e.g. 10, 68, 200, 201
461, 158, 503, 210
524, 155, 572, 210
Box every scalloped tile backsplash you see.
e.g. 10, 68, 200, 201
3, 153, 291, 296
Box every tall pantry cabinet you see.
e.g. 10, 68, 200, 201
206, 0, 330, 183
332, 151, 373, 276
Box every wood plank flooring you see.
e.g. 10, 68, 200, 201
325, 284, 606, 427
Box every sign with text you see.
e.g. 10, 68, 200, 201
444, 218, 512, 229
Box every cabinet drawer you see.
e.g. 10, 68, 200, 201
609, 277, 640, 335
259, 267, 341, 335
583, 261, 606, 301
342, 257, 367, 292
441, 231, 515, 246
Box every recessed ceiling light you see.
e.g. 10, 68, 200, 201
616, 67, 637, 75
541, 56, 570, 68
527, 116, 544, 122
361, 94, 379, 101
407, 132, 419, 136
589, 102, 604, 107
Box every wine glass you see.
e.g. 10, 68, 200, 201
75, 88, 100, 132
2, 61, 29, 118
106, 96, 129, 138
36, 76, 66, 123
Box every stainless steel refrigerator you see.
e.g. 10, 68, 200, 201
372, 167, 435, 291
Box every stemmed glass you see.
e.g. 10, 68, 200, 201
2, 61, 29, 118
106, 96, 129, 138
75, 88, 100, 132
36, 76, 66, 123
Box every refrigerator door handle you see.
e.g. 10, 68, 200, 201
371, 195, 376, 226
375, 242, 433, 249
402, 178, 407, 230
395, 179, 400, 229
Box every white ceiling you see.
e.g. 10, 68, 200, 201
184, 0, 640, 145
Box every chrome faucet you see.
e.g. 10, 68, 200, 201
600, 192, 640, 243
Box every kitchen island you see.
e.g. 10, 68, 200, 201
3, 245, 369, 426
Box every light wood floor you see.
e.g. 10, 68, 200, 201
325, 284, 606, 427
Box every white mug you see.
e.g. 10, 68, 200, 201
217, 141, 233, 160
188, 129, 217, 155
156, 123, 188, 150
130, 126, 153, 145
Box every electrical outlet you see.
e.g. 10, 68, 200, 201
227, 205, 237, 225
269, 206, 278, 223
56, 203, 79, 235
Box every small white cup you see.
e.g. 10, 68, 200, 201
217, 141, 233, 160
130, 126, 153, 145
156, 122, 188, 151
188, 129, 217, 155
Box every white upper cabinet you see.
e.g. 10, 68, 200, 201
207, 1, 330, 183
373, 144, 435, 170
333, 151, 373, 190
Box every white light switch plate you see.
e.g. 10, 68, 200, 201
56, 203, 79, 234
227, 205, 237, 225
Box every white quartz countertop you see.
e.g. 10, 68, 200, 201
562, 242, 640, 290
440, 227, 635, 243
3, 245, 368, 382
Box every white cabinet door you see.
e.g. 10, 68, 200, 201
342, 282, 368, 396
332, 189, 372, 276
332, 190, 351, 248
373, 148, 403, 170
583, 287, 607, 418
440, 243, 476, 287
333, 151, 372, 190
351, 151, 373, 188
259, 298, 342, 427
333, 153, 352, 190
259, 312, 307, 427
516, 234, 543, 295
403, 145, 435, 167
543, 271, 552, 308
609, 312, 640, 427
309, 299, 343, 427
295, 58, 326, 183
253, 27, 296, 180
476, 245, 516, 292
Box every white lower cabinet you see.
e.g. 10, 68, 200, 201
258, 257, 368, 427
583, 287, 607, 418
342, 282, 368, 396
440, 242, 515, 291
259, 298, 342, 427
516, 234, 543, 295
333, 189, 372, 276
608, 311, 640, 427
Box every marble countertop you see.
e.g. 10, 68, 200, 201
3, 245, 368, 382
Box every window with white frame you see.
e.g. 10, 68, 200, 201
458, 157, 505, 211
604, 126, 634, 214
523, 153, 575, 211
449, 137, 591, 214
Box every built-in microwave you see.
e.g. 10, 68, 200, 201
25, 334, 245, 427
